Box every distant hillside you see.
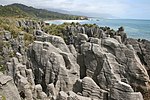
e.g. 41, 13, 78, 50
0, 3, 87, 20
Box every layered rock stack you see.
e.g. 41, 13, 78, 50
0, 20, 150, 100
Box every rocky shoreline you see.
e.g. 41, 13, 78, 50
0, 19, 150, 100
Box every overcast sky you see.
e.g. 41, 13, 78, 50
1, 0, 150, 19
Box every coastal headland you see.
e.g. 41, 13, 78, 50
0, 3, 150, 100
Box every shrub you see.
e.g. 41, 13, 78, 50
24, 32, 34, 46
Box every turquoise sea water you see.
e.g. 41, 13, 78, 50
45, 19, 150, 40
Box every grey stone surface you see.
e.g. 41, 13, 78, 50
67, 91, 91, 100
57, 91, 68, 100
110, 81, 144, 100
27, 36, 80, 94
0, 73, 21, 100
0, 21, 149, 100
82, 77, 106, 100
35, 84, 47, 99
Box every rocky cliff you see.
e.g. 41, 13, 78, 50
0, 20, 150, 100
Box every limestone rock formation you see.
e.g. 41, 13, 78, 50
110, 81, 144, 100
0, 72, 21, 100
1, 20, 150, 100
82, 77, 107, 100
67, 91, 91, 100
127, 38, 150, 75
26, 33, 80, 98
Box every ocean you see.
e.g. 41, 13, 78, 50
45, 19, 150, 40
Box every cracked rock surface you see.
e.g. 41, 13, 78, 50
0, 20, 150, 100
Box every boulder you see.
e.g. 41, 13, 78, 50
89, 37, 101, 46
35, 84, 47, 99
46, 35, 70, 53
4, 31, 12, 40
0, 72, 21, 100
68, 44, 77, 58
34, 31, 70, 54
110, 81, 144, 100
82, 77, 107, 100
47, 83, 56, 98
67, 91, 91, 100
57, 91, 68, 100
77, 33, 89, 43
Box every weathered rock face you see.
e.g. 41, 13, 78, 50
126, 39, 150, 99
102, 38, 149, 84
27, 33, 80, 94
35, 84, 47, 99
1, 21, 150, 100
0, 72, 21, 100
67, 91, 91, 100
27, 29, 148, 100
80, 42, 103, 79
79, 37, 149, 91
110, 81, 144, 100
82, 77, 107, 100
2, 30, 12, 40
127, 38, 150, 75
57, 91, 68, 100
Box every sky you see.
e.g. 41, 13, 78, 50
0, 0, 150, 19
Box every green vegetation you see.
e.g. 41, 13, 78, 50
43, 24, 65, 36
42, 22, 72, 39
0, 17, 34, 40
0, 95, 6, 100
82, 23, 98, 28
0, 40, 9, 72
0, 64, 6, 72
0, 3, 87, 20
24, 32, 34, 46
0, 17, 21, 38
0, 17, 34, 72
